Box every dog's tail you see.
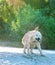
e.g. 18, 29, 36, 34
35, 26, 39, 31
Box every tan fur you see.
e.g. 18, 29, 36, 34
22, 27, 43, 55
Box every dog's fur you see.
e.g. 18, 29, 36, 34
22, 27, 43, 55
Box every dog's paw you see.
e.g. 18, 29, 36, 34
30, 51, 34, 54
24, 51, 26, 54
40, 54, 45, 57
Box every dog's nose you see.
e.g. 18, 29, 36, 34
38, 37, 40, 41
35, 38, 40, 41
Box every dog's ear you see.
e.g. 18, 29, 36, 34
35, 26, 39, 31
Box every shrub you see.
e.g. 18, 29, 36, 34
9, 5, 55, 49
0, 1, 55, 49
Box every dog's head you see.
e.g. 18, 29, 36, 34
35, 26, 42, 42
32, 27, 42, 42
35, 31, 42, 42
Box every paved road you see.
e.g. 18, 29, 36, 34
0, 47, 55, 65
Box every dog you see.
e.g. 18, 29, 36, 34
22, 26, 43, 55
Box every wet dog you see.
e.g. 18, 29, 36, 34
22, 27, 43, 55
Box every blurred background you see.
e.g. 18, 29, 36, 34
0, 0, 55, 49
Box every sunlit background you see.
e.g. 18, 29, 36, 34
0, 0, 55, 49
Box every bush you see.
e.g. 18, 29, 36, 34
0, 0, 16, 40
10, 5, 37, 41
9, 5, 55, 49
0, 1, 55, 49
33, 16, 55, 49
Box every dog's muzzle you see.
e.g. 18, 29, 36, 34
35, 38, 40, 42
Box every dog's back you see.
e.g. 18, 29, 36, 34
22, 30, 36, 46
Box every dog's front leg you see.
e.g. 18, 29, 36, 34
37, 43, 43, 56
30, 49, 34, 54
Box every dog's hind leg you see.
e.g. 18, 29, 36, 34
23, 45, 27, 54
27, 44, 30, 54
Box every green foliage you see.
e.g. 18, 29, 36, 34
0, 0, 16, 34
10, 5, 37, 41
0, 0, 15, 23
49, 0, 55, 9
0, 0, 55, 49
8, 5, 55, 49
43, 17, 55, 49
23, 0, 46, 9
34, 15, 55, 49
